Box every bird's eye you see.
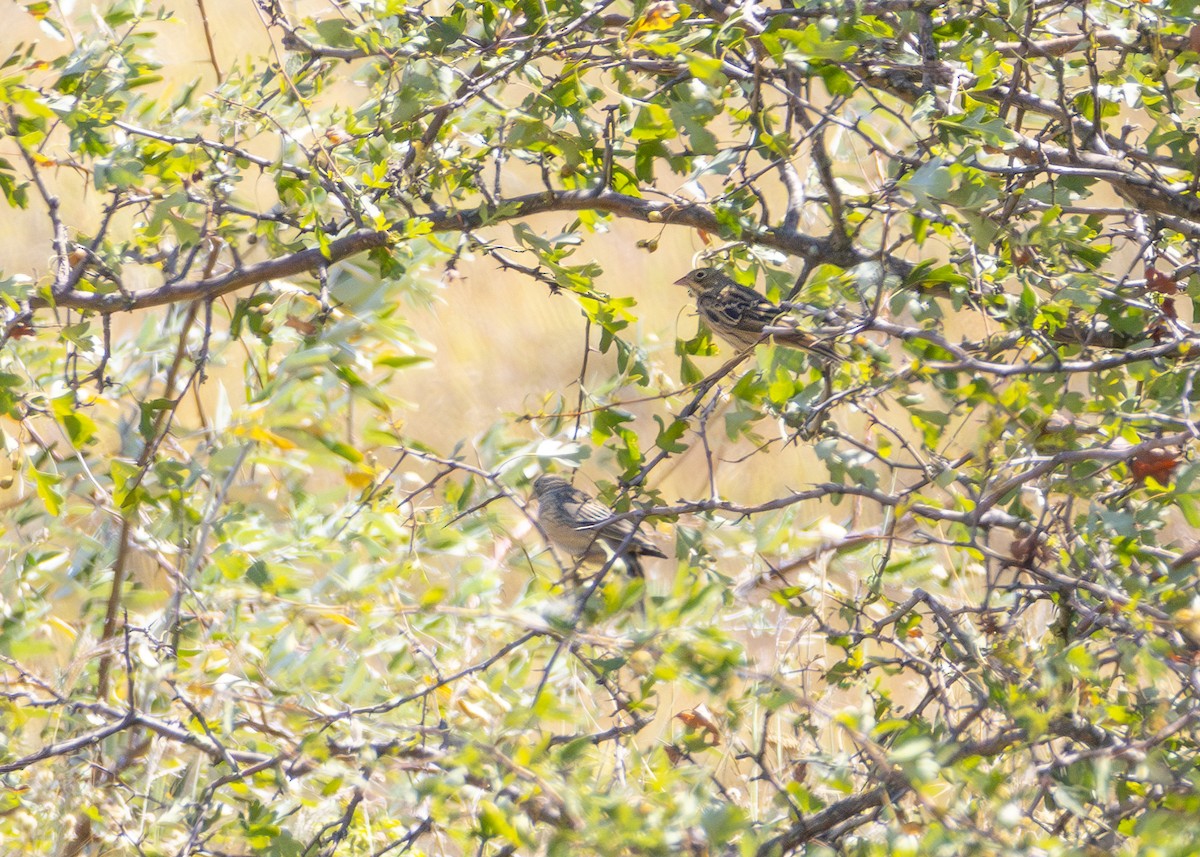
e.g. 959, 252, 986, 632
695, 271, 707, 280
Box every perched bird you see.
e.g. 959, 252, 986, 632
673, 268, 838, 359
531, 475, 666, 577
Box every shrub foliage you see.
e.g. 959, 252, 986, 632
3, 0, 1200, 854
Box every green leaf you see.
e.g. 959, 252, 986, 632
60, 411, 97, 447
654, 416, 689, 453
631, 103, 676, 142
903, 159, 953, 208
936, 108, 1015, 146
110, 459, 142, 511
477, 800, 523, 845
31, 466, 61, 516
761, 26, 857, 62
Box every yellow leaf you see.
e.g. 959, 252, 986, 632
311, 608, 359, 628
244, 425, 297, 450
456, 697, 491, 722
629, 0, 679, 35
47, 616, 77, 641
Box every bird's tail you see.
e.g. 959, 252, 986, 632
622, 553, 645, 578
771, 329, 842, 362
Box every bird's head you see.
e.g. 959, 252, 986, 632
532, 475, 571, 497
673, 268, 722, 295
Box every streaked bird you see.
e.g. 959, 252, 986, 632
673, 268, 838, 359
531, 475, 666, 577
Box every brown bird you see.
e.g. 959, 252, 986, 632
531, 475, 666, 577
673, 268, 838, 359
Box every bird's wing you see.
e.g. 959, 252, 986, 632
724, 286, 842, 358
562, 489, 619, 530
716, 284, 784, 331
570, 492, 668, 558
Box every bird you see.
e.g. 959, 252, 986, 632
531, 475, 666, 577
673, 268, 839, 359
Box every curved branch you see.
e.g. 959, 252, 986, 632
40, 190, 895, 314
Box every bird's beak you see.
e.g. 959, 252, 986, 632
672, 275, 692, 288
